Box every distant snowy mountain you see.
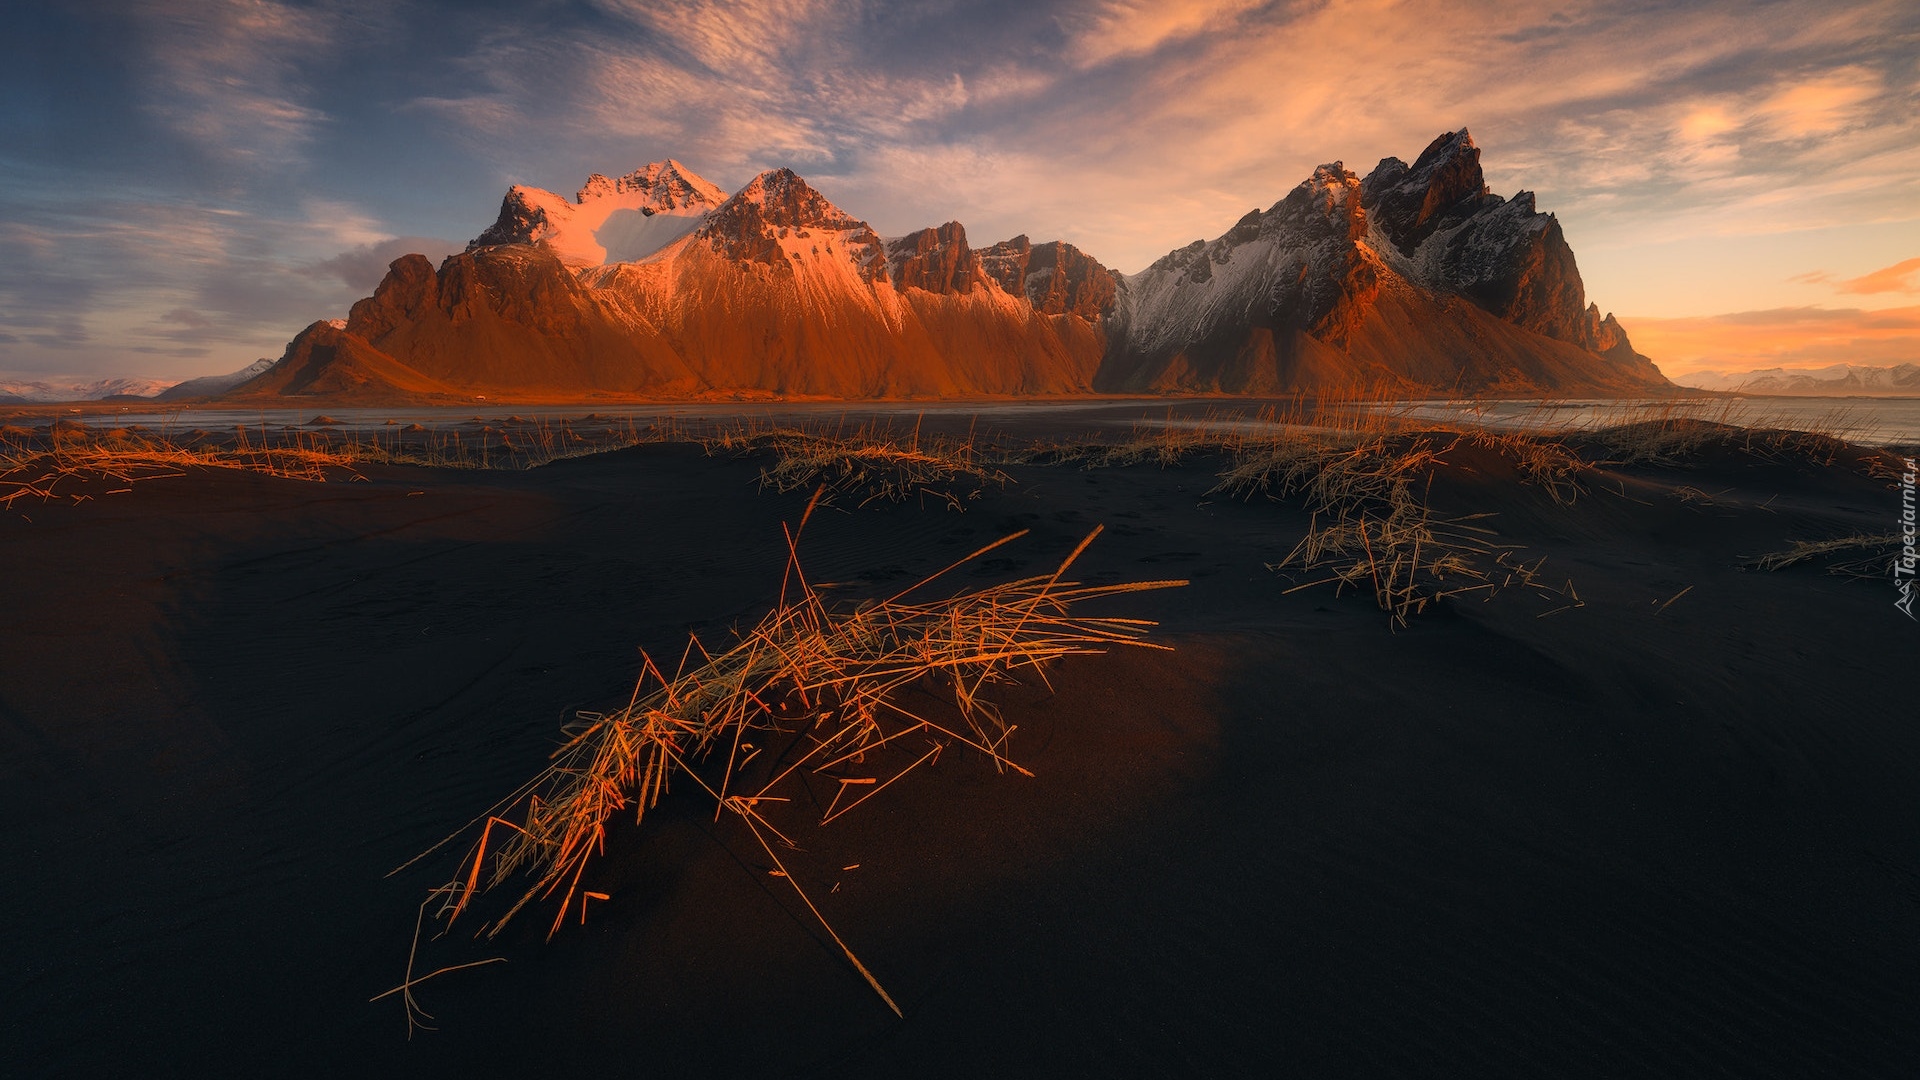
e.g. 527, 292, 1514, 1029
0, 376, 174, 403
1675, 364, 1920, 396
155, 358, 278, 401
227, 137, 1670, 403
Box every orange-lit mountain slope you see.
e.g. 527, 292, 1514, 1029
223, 133, 1668, 403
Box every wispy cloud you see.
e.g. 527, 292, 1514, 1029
1837, 257, 1920, 295
1781, 255, 1920, 302
5, 0, 1918, 380
1062, 0, 1269, 67
131, 0, 346, 172
0, 194, 452, 377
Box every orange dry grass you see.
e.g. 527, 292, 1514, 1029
0, 422, 362, 507
1745, 533, 1902, 577
705, 418, 1009, 508
1210, 431, 1571, 627
0, 416, 700, 508
382, 497, 1185, 1030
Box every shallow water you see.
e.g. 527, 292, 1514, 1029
18, 395, 1920, 446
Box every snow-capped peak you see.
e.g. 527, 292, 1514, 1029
713, 169, 862, 231
471, 159, 728, 266
0, 375, 177, 402
575, 159, 726, 210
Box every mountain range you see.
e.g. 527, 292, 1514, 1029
212, 130, 1670, 403
1675, 363, 1920, 396
0, 375, 177, 404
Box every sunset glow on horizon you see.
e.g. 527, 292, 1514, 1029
3, 0, 1916, 384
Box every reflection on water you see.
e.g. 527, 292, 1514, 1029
14, 395, 1920, 446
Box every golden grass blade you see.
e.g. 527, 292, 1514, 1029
730, 799, 903, 1018
821, 742, 943, 825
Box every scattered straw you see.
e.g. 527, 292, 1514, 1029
1745, 534, 1901, 577
383, 493, 1185, 1030
702, 418, 1009, 509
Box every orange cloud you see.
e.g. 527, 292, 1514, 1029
1752, 66, 1883, 138
1066, 0, 1266, 67
1837, 257, 1920, 295
1624, 305, 1920, 376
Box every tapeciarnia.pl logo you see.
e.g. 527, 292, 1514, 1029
1898, 457, 1916, 620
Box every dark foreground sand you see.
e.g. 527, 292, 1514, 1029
3, 432, 1916, 1077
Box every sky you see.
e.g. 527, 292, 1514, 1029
2, 0, 1917, 384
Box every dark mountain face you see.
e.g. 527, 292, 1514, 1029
1361, 131, 1639, 361
888, 222, 983, 295
979, 235, 1121, 320
226, 136, 1668, 403
1096, 129, 1667, 395
471, 193, 554, 252
1362, 129, 1497, 255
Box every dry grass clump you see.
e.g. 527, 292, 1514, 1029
1018, 390, 1443, 472
1672, 485, 1730, 508
1465, 428, 1589, 505
1582, 399, 1870, 469
1587, 416, 1743, 465
1016, 412, 1250, 469
381, 501, 1184, 1030
302, 413, 689, 471
1038, 395, 1608, 628
0, 421, 362, 507
1745, 534, 1902, 577
0, 415, 700, 508
706, 420, 1010, 508
1208, 428, 1574, 627
365, 415, 681, 470
1032, 394, 1590, 506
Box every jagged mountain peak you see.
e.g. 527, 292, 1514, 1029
250, 128, 1665, 404
977, 235, 1119, 319
1142, 160, 1366, 289
1268, 162, 1367, 243
716, 169, 863, 231
1415, 128, 1477, 167
575, 160, 726, 210
1101, 130, 1667, 394
886, 221, 980, 294
471, 159, 726, 266
1362, 128, 1493, 255
696, 169, 880, 270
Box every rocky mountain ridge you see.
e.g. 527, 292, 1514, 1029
1099, 130, 1663, 393
218, 131, 1669, 403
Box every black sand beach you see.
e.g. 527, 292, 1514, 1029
3, 425, 1916, 1076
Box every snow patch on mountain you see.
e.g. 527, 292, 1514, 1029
470, 160, 726, 267
0, 375, 176, 402
1676, 363, 1920, 396
156, 357, 278, 401
1117, 161, 1378, 356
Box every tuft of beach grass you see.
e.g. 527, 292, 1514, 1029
381, 493, 1185, 1030
1745, 534, 1902, 577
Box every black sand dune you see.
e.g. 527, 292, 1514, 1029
3, 432, 1916, 1077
